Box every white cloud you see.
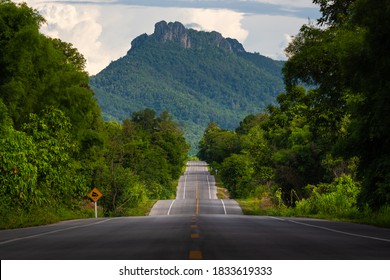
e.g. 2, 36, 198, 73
239, 0, 316, 8
20, 0, 315, 74
242, 14, 308, 60
21, 1, 109, 75
97, 6, 249, 66
183, 9, 248, 42
276, 33, 294, 60
40, 4, 109, 75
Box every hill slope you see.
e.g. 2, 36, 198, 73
90, 21, 285, 153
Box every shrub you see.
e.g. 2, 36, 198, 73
295, 175, 360, 218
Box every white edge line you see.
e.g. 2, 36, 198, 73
167, 200, 176, 216
268, 217, 390, 243
183, 175, 187, 200
220, 199, 227, 215
287, 219, 390, 242
207, 175, 211, 199
0, 219, 112, 246
268, 216, 286, 221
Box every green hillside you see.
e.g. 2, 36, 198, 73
90, 21, 285, 153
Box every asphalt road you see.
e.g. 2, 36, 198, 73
1, 161, 390, 260
1, 215, 390, 259
149, 161, 242, 216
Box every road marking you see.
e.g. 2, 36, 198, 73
288, 219, 390, 242
183, 175, 187, 199
191, 233, 200, 238
269, 217, 390, 243
0, 219, 113, 246
268, 216, 285, 221
220, 199, 227, 215
196, 175, 199, 216
207, 175, 211, 199
167, 200, 176, 215
189, 250, 203, 260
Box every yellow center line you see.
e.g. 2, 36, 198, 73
191, 233, 200, 239
189, 173, 203, 260
196, 175, 199, 216
189, 250, 203, 260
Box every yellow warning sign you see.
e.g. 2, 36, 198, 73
88, 187, 103, 202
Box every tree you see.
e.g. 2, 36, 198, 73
198, 122, 241, 165
94, 122, 147, 215
313, 0, 356, 26
0, 0, 101, 140
344, 0, 390, 208
242, 125, 274, 187
0, 101, 38, 210
22, 107, 88, 204
94, 109, 189, 214
283, 0, 390, 209
220, 154, 253, 198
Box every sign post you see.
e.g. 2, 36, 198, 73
88, 187, 103, 218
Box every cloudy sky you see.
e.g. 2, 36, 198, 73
20, 0, 320, 75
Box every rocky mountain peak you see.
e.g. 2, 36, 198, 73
153, 21, 191, 48
130, 20, 246, 53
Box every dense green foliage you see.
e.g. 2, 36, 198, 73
90, 24, 284, 154
0, 1, 99, 136
0, 1, 188, 228
198, 0, 390, 220
91, 109, 189, 216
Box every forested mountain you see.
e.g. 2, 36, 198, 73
90, 21, 284, 153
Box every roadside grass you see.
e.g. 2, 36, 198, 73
0, 203, 96, 230
217, 187, 230, 199
125, 199, 157, 216
0, 199, 158, 229
213, 174, 231, 199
